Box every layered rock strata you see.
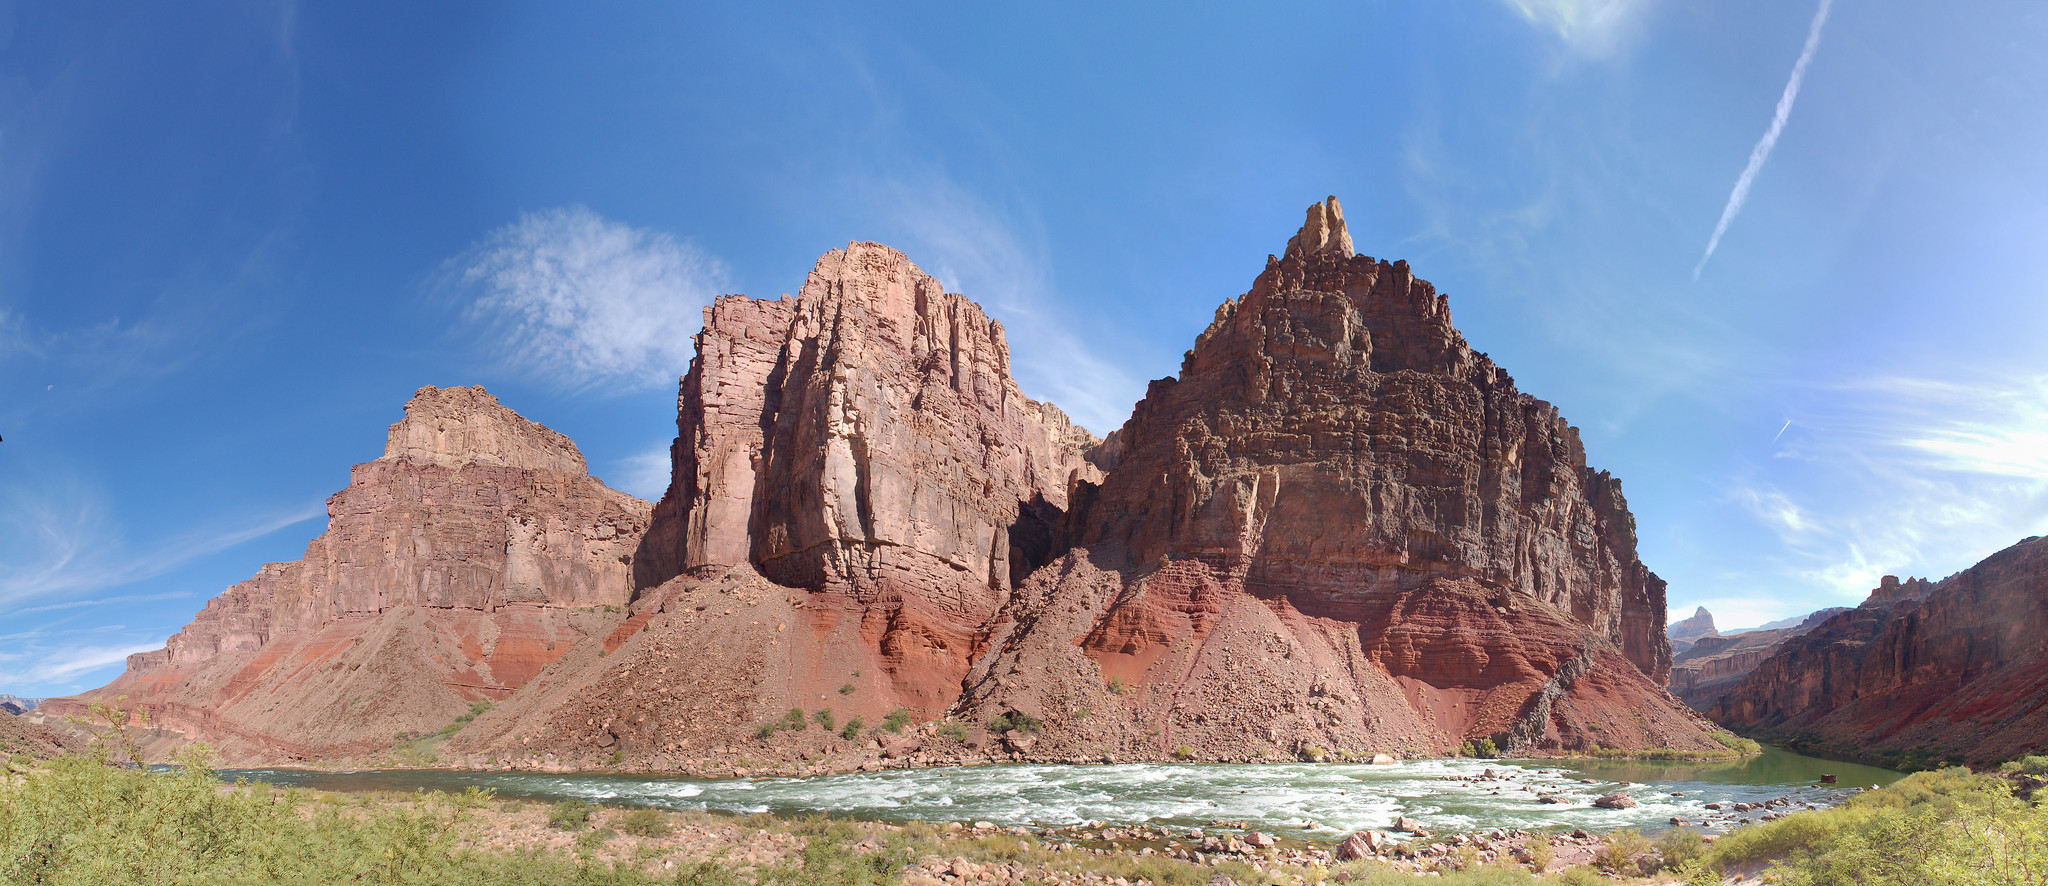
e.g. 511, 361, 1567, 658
463, 199, 1717, 769
50, 387, 649, 762
1667, 608, 1844, 710
1712, 540, 2048, 763
953, 198, 1711, 759
620, 244, 1101, 717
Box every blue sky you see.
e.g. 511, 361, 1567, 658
4, 0, 2046, 697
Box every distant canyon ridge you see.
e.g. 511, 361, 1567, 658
57, 196, 1904, 771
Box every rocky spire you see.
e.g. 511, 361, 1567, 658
1283, 195, 1354, 259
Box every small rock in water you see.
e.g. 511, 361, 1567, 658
1593, 793, 1638, 809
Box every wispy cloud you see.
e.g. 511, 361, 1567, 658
0, 483, 323, 613
867, 178, 1144, 436
1729, 373, 2048, 602
0, 640, 164, 687
1693, 0, 1835, 279
452, 207, 729, 392
1501, 0, 1655, 58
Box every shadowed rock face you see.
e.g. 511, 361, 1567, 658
52, 387, 649, 762
1711, 539, 2048, 763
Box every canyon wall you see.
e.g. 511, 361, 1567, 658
1712, 540, 2048, 764
67, 199, 1720, 770
50, 386, 649, 762
459, 199, 1716, 770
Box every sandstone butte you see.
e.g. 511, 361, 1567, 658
41, 386, 650, 762
1711, 535, 2048, 765
59, 197, 1724, 768
1667, 606, 1718, 656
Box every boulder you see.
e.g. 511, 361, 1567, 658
1593, 793, 1638, 809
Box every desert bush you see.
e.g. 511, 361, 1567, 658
939, 721, 969, 742
988, 711, 1042, 734
1999, 754, 2048, 776
780, 707, 807, 732
840, 717, 864, 740
615, 807, 671, 838
547, 799, 595, 830
881, 708, 913, 734
1696, 766, 2048, 886
1710, 730, 1763, 755
813, 708, 835, 732
0, 746, 691, 885
1654, 827, 1708, 871
1594, 827, 1650, 876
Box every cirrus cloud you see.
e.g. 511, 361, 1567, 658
454, 207, 729, 392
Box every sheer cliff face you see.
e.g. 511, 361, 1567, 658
1712, 540, 2048, 762
948, 199, 1704, 759
1077, 198, 1670, 682
58, 387, 649, 762
531, 200, 1710, 769
631, 243, 1102, 712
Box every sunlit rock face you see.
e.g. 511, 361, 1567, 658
955, 197, 1712, 760
1713, 541, 2048, 763
630, 242, 1102, 714
52, 386, 649, 763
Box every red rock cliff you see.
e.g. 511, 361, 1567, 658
946, 199, 1710, 760
53, 386, 649, 763
1711, 540, 2048, 763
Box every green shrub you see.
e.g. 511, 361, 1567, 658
1106, 677, 1128, 695
814, 708, 836, 732
615, 807, 671, 838
754, 724, 777, 741
1654, 827, 1707, 872
841, 717, 864, 740
988, 711, 1042, 734
547, 799, 595, 830
1695, 767, 2048, 886
939, 721, 969, 742
1594, 828, 1650, 876
1709, 730, 1763, 755
1173, 745, 1196, 760
839, 683, 857, 695
1999, 754, 2048, 776
781, 707, 807, 732
881, 708, 913, 734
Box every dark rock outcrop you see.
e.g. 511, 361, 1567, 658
1711, 540, 2048, 763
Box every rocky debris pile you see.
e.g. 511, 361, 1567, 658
1712, 537, 2048, 763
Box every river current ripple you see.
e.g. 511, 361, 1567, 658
221, 748, 1902, 839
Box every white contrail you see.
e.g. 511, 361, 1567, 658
1694, 0, 1835, 280
1772, 418, 1792, 444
